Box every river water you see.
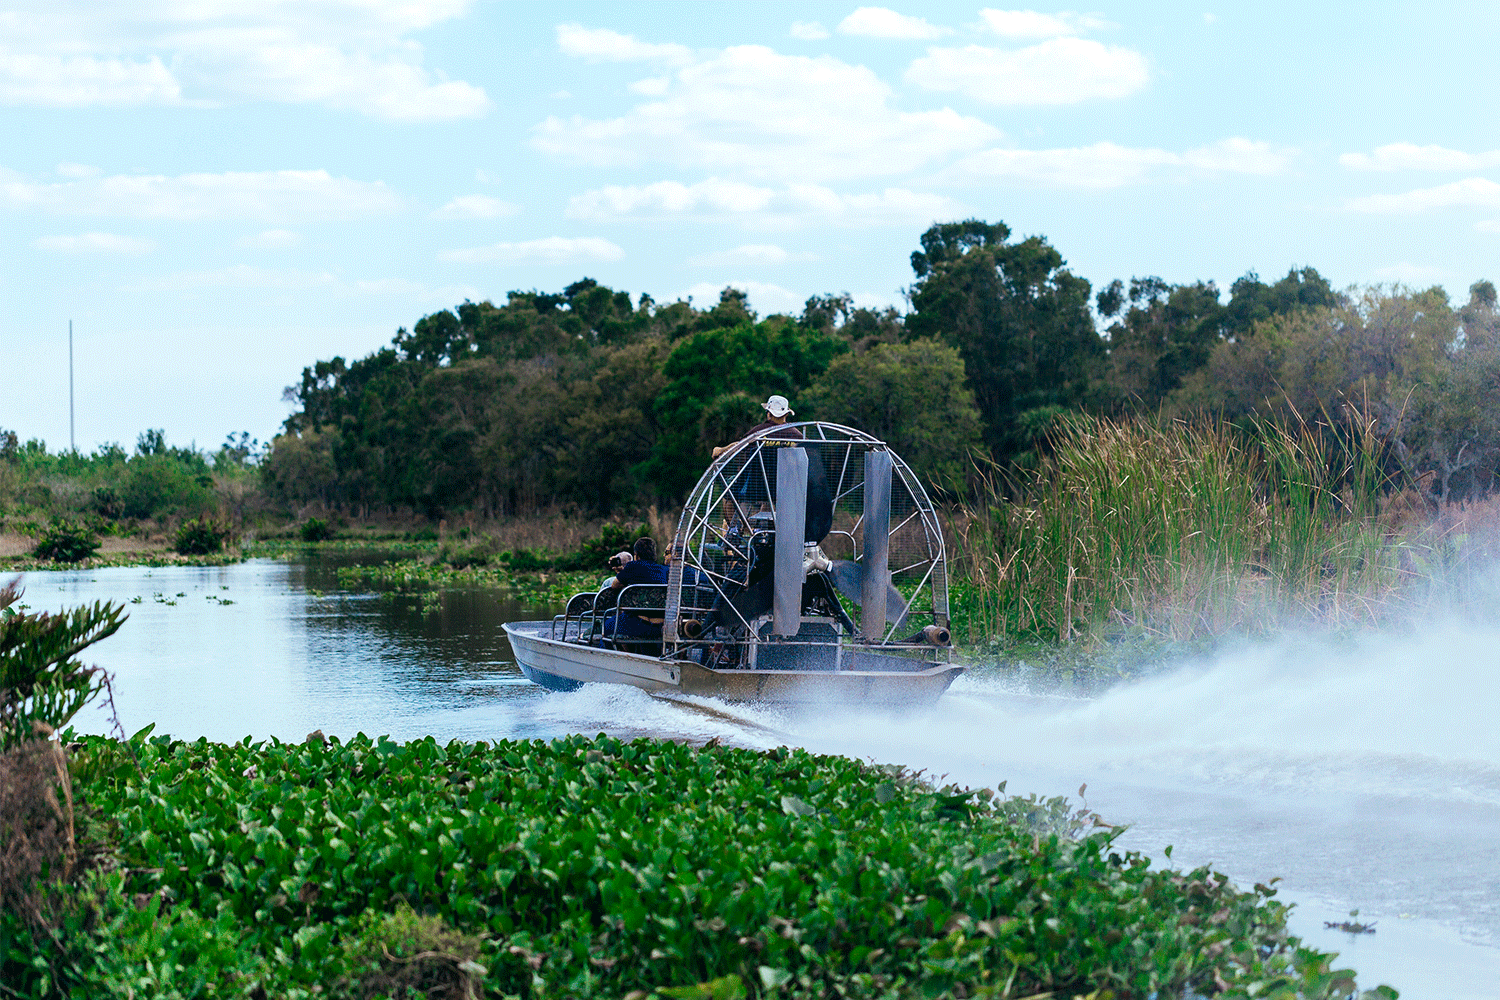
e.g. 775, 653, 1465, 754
13, 554, 1499, 998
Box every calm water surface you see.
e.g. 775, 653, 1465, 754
13, 554, 1500, 999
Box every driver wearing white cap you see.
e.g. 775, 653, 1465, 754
712, 394, 801, 459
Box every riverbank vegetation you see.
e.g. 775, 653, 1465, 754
6, 218, 1499, 666
1, 591, 1395, 998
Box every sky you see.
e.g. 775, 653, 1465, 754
4, 0, 1499, 454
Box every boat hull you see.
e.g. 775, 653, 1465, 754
504, 621, 962, 706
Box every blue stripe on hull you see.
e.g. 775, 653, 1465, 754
519, 661, 585, 693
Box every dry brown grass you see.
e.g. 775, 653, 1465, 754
0, 723, 76, 934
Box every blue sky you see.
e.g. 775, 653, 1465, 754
4, 1, 1499, 453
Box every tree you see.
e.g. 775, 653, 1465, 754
1098, 277, 1225, 408
644, 318, 847, 498
905, 219, 1101, 458
803, 339, 983, 488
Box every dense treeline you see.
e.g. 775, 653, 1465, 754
263, 219, 1500, 518
0, 429, 261, 531
266, 276, 982, 517
6, 219, 1498, 534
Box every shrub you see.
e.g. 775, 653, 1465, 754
299, 517, 335, 542
91, 485, 125, 520
31, 521, 100, 563
173, 517, 233, 555
555, 521, 648, 571
121, 454, 213, 520
0, 578, 124, 968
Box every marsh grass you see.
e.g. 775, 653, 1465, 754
950, 411, 1419, 646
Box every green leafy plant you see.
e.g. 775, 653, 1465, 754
30, 521, 100, 564
0, 578, 124, 751
299, 517, 335, 543
0, 577, 126, 982
173, 517, 234, 555
41, 731, 1395, 1000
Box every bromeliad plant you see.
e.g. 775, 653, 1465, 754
0, 578, 124, 752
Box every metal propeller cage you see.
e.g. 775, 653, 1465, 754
664, 421, 949, 666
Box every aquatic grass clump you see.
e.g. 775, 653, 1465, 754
336, 558, 596, 607
23, 731, 1391, 1000
951, 412, 1406, 645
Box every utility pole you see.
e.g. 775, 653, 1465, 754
69, 320, 75, 452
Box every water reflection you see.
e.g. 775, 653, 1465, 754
19, 554, 561, 743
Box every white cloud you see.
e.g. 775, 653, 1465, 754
627, 76, 671, 95
837, 8, 951, 40
567, 178, 777, 218
142, 265, 338, 291
1346, 178, 1500, 214
1339, 143, 1500, 172
790, 22, 830, 41
907, 38, 1148, 104
1478, 219, 1500, 234
0, 168, 400, 220
0, 3, 488, 120
1181, 137, 1296, 175
0, 51, 186, 107
977, 9, 1105, 38
431, 194, 521, 219
681, 280, 802, 316
439, 236, 624, 264
536, 39, 997, 181
237, 229, 302, 249
33, 231, 155, 254
688, 244, 796, 266
568, 179, 962, 226
555, 24, 694, 65
56, 162, 102, 179
939, 137, 1292, 188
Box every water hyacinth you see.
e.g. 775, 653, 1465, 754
19, 731, 1394, 999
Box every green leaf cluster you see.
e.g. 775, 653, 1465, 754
15, 732, 1393, 999
0, 582, 124, 750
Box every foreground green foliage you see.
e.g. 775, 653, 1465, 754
0, 580, 123, 752
8, 732, 1392, 999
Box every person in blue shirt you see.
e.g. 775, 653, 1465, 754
602, 537, 669, 641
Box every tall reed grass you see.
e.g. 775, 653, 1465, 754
950, 412, 1413, 644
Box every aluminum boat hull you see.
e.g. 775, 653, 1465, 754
504, 621, 962, 706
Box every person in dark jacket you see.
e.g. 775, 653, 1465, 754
602, 537, 668, 640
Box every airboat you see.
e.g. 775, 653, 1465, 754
503, 422, 963, 706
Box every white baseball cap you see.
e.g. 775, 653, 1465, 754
763, 394, 794, 417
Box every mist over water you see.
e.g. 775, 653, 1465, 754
22, 557, 1500, 998
693, 627, 1500, 998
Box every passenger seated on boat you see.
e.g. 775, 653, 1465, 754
600, 537, 669, 642
594, 550, 634, 611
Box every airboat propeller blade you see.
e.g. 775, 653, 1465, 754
827, 560, 907, 626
